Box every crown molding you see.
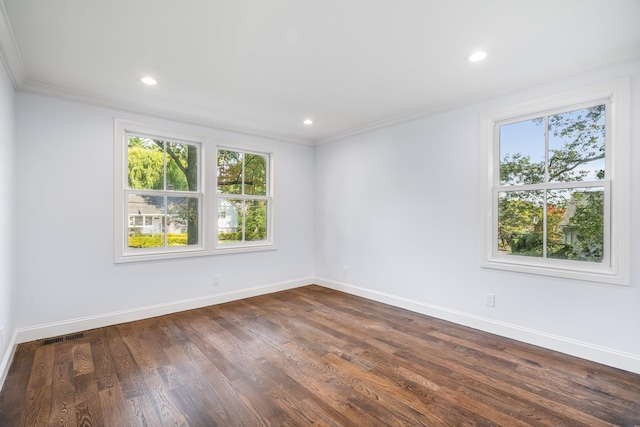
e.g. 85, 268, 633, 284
316, 44, 640, 145
0, 0, 26, 88
18, 81, 315, 146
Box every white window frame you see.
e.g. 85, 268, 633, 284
481, 79, 630, 285
114, 119, 276, 263
215, 146, 274, 251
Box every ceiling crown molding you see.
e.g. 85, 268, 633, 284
0, 0, 26, 88
317, 44, 640, 145
20, 80, 315, 146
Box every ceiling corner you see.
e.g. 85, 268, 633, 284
0, 0, 27, 89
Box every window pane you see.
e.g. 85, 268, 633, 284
498, 190, 544, 257
548, 105, 605, 183
548, 187, 604, 262
166, 142, 198, 192
218, 198, 242, 242
499, 119, 545, 186
168, 197, 199, 246
244, 154, 267, 196
128, 137, 164, 190
246, 199, 267, 241
128, 194, 165, 248
217, 150, 242, 194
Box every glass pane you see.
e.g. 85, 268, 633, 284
217, 150, 243, 194
128, 194, 165, 248
246, 199, 267, 241
499, 119, 545, 186
218, 198, 243, 243
168, 197, 199, 246
244, 154, 267, 196
547, 188, 604, 262
498, 190, 544, 257
166, 142, 198, 192
548, 105, 605, 183
127, 137, 164, 190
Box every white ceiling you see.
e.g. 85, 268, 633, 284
1, 0, 639, 144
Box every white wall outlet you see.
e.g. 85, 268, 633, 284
212, 275, 221, 286
0, 326, 4, 347
342, 266, 348, 276
485, 293, 496, 307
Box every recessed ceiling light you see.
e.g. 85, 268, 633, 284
141, 76, 157, 85
469, 51, 487, 62
303, 119, 313, 125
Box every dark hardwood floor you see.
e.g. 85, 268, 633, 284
1, 285, 639, 426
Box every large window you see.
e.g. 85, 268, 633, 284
482, 80, 630, 284
114, 121, 275, 262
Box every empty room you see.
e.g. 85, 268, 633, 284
0, 0, 639, 425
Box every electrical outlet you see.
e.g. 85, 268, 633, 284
485, 293, 495, 307
212, 275, 221, 286
0, 326, 4, 347
342, 266, 348, 276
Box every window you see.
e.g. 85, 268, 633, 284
216, 149, 271, 246
114, 120, 275, 262
482, 79, 630, 284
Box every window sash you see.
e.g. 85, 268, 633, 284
215, 147, 272, 248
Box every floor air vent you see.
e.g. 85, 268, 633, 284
42, 332, 85, 345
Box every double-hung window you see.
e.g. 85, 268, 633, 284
482, 79, 630, 284
216, 148, 271, 247
114, 120, 275, 262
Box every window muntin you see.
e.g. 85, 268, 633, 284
125, 135, 201, 252
216, 149, 270, 246
496, 104, 607, 263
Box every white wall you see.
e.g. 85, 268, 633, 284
314, 59, 640, 372
0, 60, 15, 378
14, 93, 315, 331
6, 59, 639, 377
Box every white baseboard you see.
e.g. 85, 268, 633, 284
14, 277, 313, 345
315, 277, 640, 375
1, 278, 311, 390
0, 329, 18, 390
3, 275, 639, 390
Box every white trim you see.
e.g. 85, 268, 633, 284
0, 329, 18, 391
13, 278, 312, 344
3, 277, 640, 390
480, 78, 631, 285
0, 277, 311, 390
315, 277, 640, 375
0, 1, 26, 88
316, 49, 640, 145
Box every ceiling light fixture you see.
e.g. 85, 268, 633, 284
303, 119, 313, 125
141, 76, 157, 85
469, 51, 487, 62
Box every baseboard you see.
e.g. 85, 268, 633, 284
0, 330, 18, 390
14, 277, 313, 345
315, 277, 640, 375
5, 276, 639, 387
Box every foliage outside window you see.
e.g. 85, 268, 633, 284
483, 80, 630, 284
216, 149, 270, 246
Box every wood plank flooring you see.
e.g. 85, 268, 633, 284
1, 285, 639, 426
